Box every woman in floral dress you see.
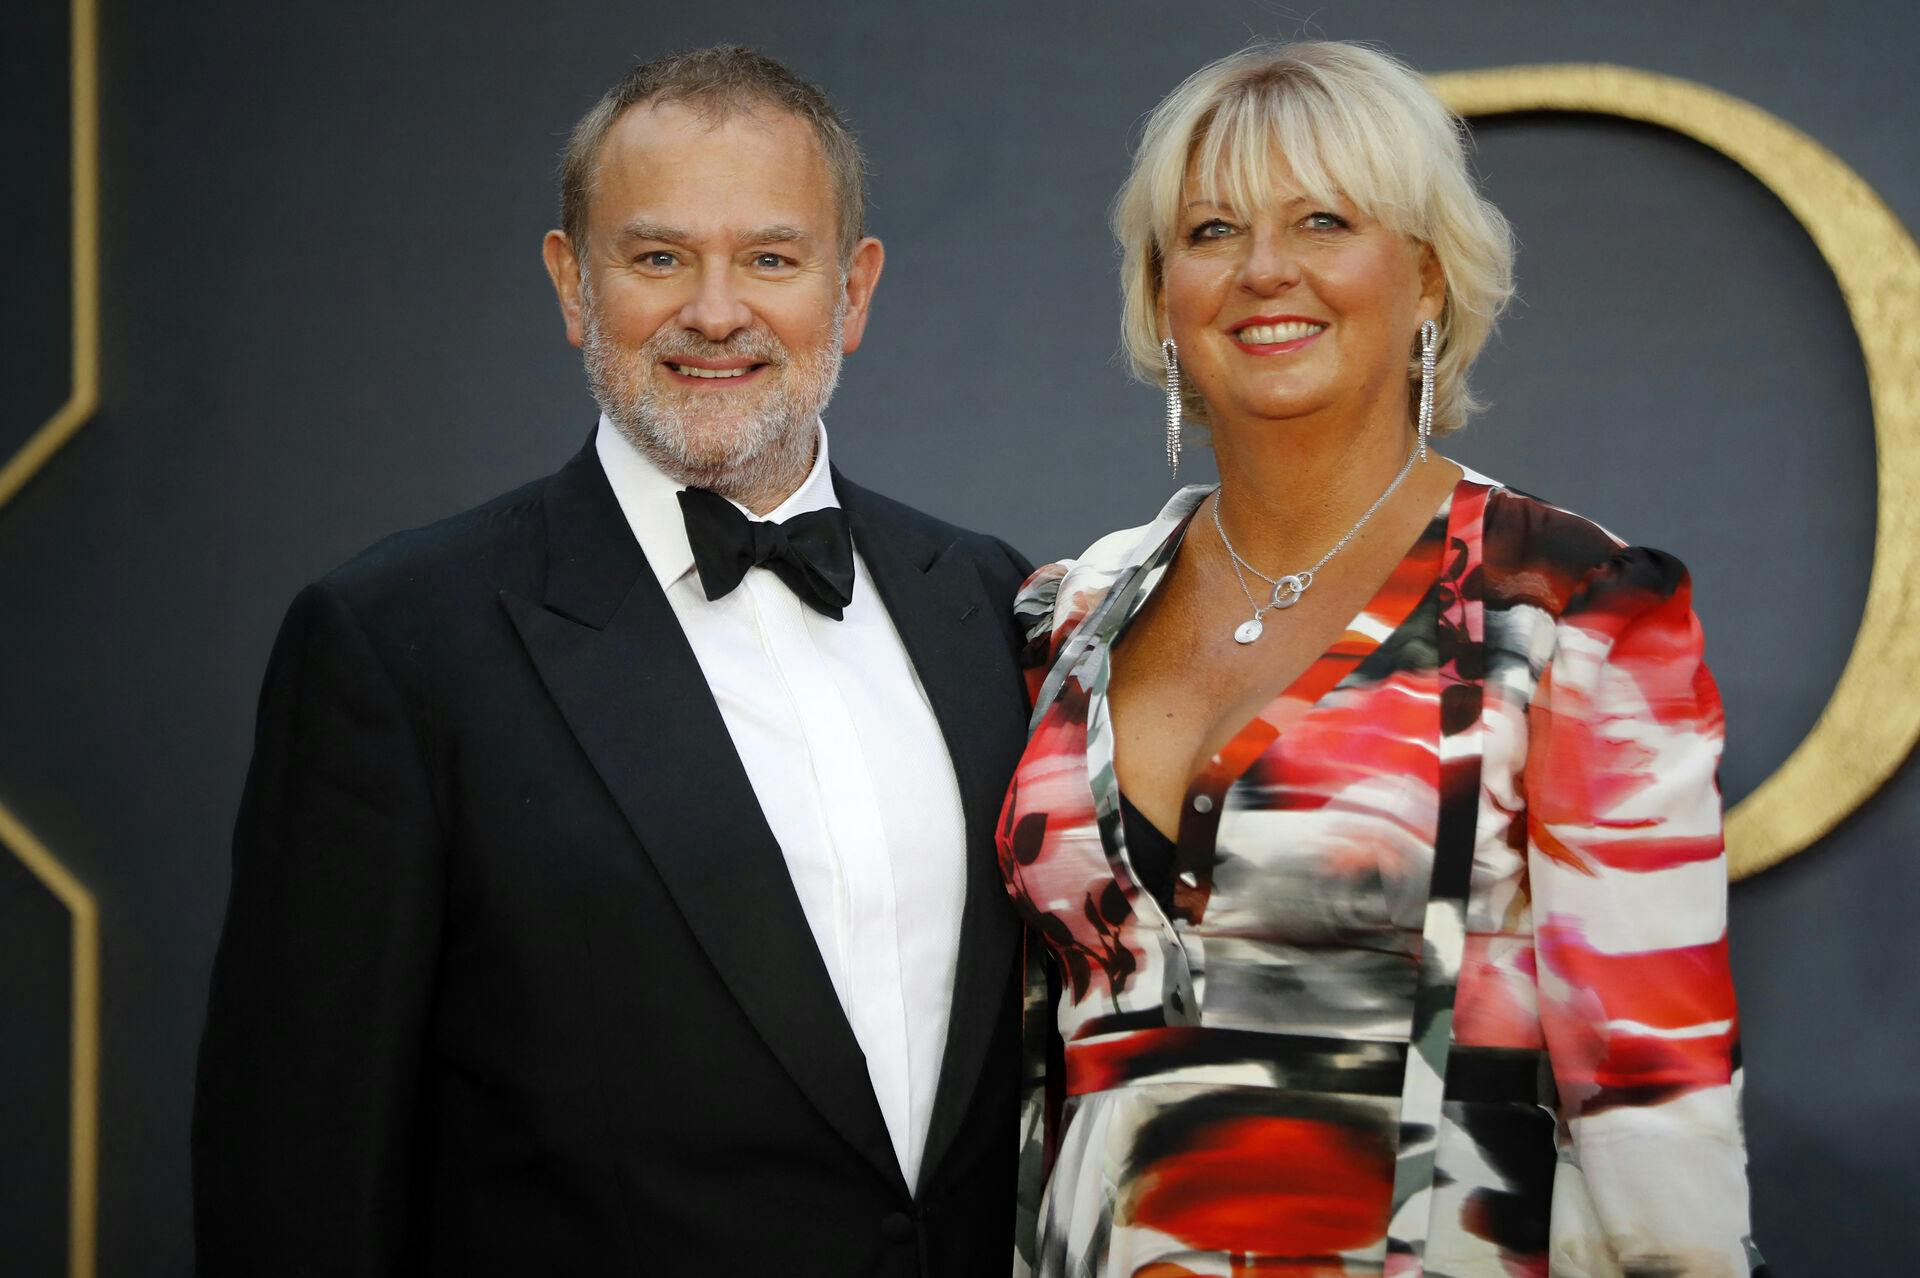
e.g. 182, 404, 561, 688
999, 41, 1761, 1277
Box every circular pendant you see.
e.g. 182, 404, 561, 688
1233, 618, 1264, 644
1270, 575, 1307, 609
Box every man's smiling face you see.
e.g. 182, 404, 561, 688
546, 99, 882, 503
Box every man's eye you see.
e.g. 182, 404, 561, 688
639, 251, 677, 269
753, 253, 792, 269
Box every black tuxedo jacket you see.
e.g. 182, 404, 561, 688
193, 438, 1034, 1276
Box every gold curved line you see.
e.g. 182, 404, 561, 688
1, 0, 101, 1274
1433, 65, 1920, 880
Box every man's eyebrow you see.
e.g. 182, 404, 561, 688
610, 222, 811, 248
614, 219, 691, 245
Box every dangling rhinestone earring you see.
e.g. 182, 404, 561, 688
1416, 319, 1438, 462
1162, 338, 1183, 478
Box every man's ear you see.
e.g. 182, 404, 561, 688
837, 236, 886, 355
542, 230, 586, 349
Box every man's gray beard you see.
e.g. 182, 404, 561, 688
582, 289, 846, 509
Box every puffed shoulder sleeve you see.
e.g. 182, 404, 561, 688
1013, 558, 1074, 704
1525, 548, 1762, 1276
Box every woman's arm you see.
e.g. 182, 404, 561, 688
1526, 548, 1762, 1277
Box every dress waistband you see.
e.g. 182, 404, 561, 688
1063, 1026, 1554, 1107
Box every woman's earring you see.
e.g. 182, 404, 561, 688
1416, 319, 1438, 462
1162, 338, 1182, 478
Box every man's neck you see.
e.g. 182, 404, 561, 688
728, 433, 819, 516
642, 421, 821, 517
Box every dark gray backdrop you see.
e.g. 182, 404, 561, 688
4, 1, 1916, 1272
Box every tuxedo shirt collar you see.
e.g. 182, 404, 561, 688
593, 412, 839, 595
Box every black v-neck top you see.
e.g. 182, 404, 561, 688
1117, 792, 1179, 914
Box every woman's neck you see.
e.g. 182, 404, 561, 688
1207, 396, 1422, 569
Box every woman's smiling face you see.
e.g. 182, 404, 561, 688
1158, 150, 1442, 437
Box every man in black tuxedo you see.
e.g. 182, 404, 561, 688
194, 46, 1032, 1275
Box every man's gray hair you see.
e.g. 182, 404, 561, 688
559, 44, 868, 265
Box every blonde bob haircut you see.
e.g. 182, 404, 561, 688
1113, 41, 1514, 436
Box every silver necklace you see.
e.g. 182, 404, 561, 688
1212, 443, 1422, 645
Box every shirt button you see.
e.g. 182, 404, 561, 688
881, 1211, 915, 1242
1192, 794, 1214, 814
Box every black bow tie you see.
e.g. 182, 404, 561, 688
677, 487, 857, 620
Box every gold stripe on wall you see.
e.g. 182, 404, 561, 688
1434, 64, 1920, 880
1, 0, 99, 504
1, 0, 102, 1274
0, 807, 99, 1278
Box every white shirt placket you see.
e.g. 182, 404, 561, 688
742, 569, 917, 1181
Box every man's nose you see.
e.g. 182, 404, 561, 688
677, 264, 753, 342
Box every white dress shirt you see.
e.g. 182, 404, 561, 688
594, 415, 967, 1188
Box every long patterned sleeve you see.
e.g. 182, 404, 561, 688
1525, 548, 1762, 1276
1009, 559, 1069, 1278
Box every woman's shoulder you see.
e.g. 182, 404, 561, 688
1018, 485, 1209, 607
1014, 484, 1212, 648
1470, 472, 1693, 620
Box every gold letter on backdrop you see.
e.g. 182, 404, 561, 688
1433, 64, 1920, 880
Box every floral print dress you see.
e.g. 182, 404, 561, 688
998, 471, 1762, 1277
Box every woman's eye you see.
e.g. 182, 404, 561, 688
1188, 218, 1235, 242
1304, 211, 1349, 231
